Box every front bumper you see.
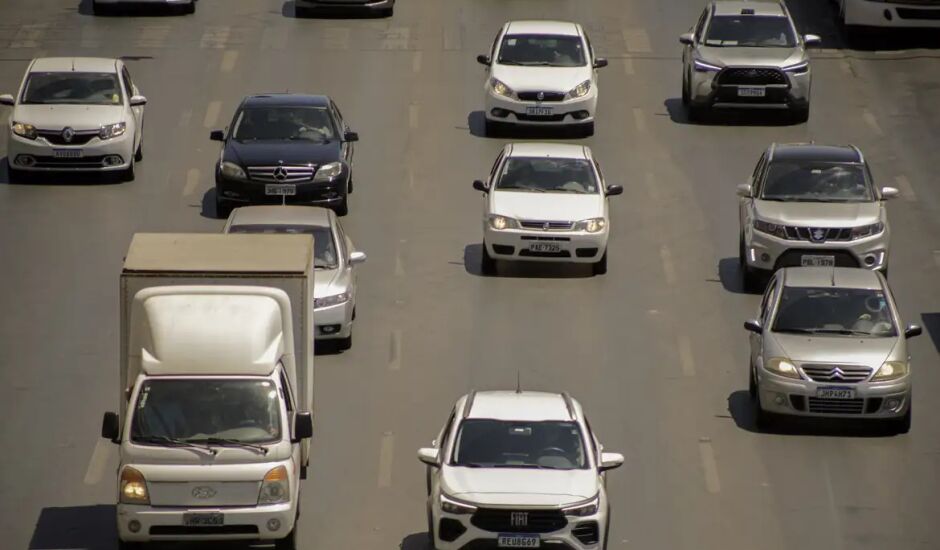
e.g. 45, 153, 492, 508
484, 86, 597, 126
844, 0, 940, 28
314, 299, 353, 340
743, 226, 889, 272
688, 65, 810, 110
216, 172, 348, 207
431, 508, 607, 550
117, 501, 296, 542
7, 130, 133, 172
483, 225, 608, 263
756, 369, 910, 419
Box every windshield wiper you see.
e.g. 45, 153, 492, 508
497, 59, 524, 65
773, 327, 818, 334
187, 437, 269, 454
776, 327, 875, 336
135, 435, 218, 454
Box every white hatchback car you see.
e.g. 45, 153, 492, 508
1, 57, 146, 182
477, 20, 608, 137
473, 143, 622, 276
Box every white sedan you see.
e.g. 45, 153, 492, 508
473, 143, 622, 276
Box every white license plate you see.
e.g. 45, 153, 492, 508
817, 387, 856, 399
265, 183, 296, 196
53, 149, 83, 158
801, 255, 835, 267
183, 512, 224, 526
525, 106, 553, 116
737, 86, 766, 97
498, 534, 540, 548
528, 242, 561, 253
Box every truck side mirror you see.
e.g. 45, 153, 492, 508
417, 447, 440, 466
473, 179, 488, 192
210, 130, 225, 141
293, 411, 313, 442
101, 412, 120, 442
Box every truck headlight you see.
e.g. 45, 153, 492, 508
569, 79, 591, 98
99, 122, 126, 140
693, 59, 722, 72
490, 79, 514, 98
440, 492, 477, 515
488, 215, 518, 230
562, 495, 599, 517
576, 218, 607, 233
764, 357, 801, 379
314, 292, 350, 309
871, 361, 908, 381
12, 121, 37, 139
120, 467, 150, 505
850, 222, 884, 240
258, 466, 289, 505
313, 161, 342, 183
220, 161, 247, 180
753, 219, 789, 239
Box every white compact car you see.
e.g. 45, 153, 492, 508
92, 0, 196, 15
473, 143, 622, 276
418, 390, 624, 550
223, 205, 366, 351
477, 20, 608, 137
1, 57, 146, 182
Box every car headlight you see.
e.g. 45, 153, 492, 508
871, 361, 908, 382
11, 121, 37, 139
313, 161, 343, 183
753, 219, 789, 239
220, 161, 247, 180
440, 492, 477, 515
782, 61, 809, 75
764, 357, 801, 379
120, 466, 150, 505
693, 59, 722, 72
575, 218, 607, 233
569, 79, 591, 98
850, 222, 884, 240
314, 292, 350, 309
99, 122, 126, 140
488, 215, 518, 230
562, 495, 599, 517
490, 78, 514, 98
258, 466, 290, 505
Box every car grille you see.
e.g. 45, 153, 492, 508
517, 91, 566, 102
149, 525, 259, 535
38, 130, 98, 146
717, 67, 787, 86
774, 249, 859, 269
470, 508, 567, 533
807, 397, 865, 414
802, 364, 872, 383
572, 521, 600, 545
515, 112, 568, 122
247, 165, 316, 183
897, 7, 940, 19
519, 220, 574, 231
30, 155, 110, 168
459, 541, 578, 550
782, 226, 854, 242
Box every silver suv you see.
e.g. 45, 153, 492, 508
679, 0, 820, 122
738, 143, 898, 291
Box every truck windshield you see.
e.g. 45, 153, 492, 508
130, 379, 281, 445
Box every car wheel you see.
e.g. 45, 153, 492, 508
121, 161, 135, 182
754, 394, 779, 432
379, 6, 394, 17
334, 191, 349, 216
890, 405, 911, 435
578, 121, 595, 138
91, 0, 108, 15
274, 524, 298, 550
7, 166, 29, 184
426, 504, 437, 550
687, 103, 706, 123
484, 118, 503, 138
348, 178, 353, 194
183, 0, 196, 14
681, 71, 690, 106
134, 142, 143, 162
295, 5, 312, 17
739, 237, 761, 292
118, 541, 144, 550
748, 363, 757, 399
337, 333, 352, 351
791, 105, 810, 124
215, 193, 233, 219
592, 249, 608, 276
481, 242, 497, 276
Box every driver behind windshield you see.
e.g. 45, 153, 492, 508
235, 107, 335, 142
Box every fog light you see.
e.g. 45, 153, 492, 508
885, 398, 901, 410
571, 110, 591, 120
864, 255, 876, 266
760, 253, 771, 262
267, 518, 281, 532
320, 324, 341, 335
883, 9, 892, 21
774, 394, 785, 405
128, 520, 141, 533
223, 190, 239, 198
14, 155, 35, 167
103, 155, 123, 166
490, 108, 510, 118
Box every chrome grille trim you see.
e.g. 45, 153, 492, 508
247, 165, 316, 183
519, 220, 574, 231
801, 364, 872, 383
782, 226, 853, 242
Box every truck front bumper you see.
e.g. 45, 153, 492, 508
117, 501, 296, 542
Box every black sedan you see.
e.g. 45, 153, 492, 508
211, 94, 358, 217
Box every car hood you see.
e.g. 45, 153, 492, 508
754, 200, 881, 226
491, 65, 592, 94
442, 467, 597, 506
768, 332, 900, 367
313, 266, 348, 298
697, 46, 803, 68
224, 139, 342, 167
491, 191, 604, 222
13, 104, 125, 131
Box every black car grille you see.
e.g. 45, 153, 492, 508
470, 508, 567, 533
459, 541, 577, 550
801, 364, 872, 383
247, 164, 316, 183
149, 525, 259, 535
897, 7, 940, 19
774, 249, 859, 269
517, 91, 566, 102
439, 518, 467, 542
519, 220, 574, 230
717, 67, 787, 85
38, 130, 98, 146
807, 397, 865, 414
515, 112, 568, 122
30, 155, 110, 168
572, 521, 600, 545
782, 226, 854, 242
519, 249, 571, 258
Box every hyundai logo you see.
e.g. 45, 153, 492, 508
537, 92, 545, 101
273, 166, 288, 181
810, 228, 827, 243
62, 127, 74, 143
510, 511, 528, 527
191, 486, 216, 499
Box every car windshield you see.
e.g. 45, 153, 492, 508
229, 223, 338, 269
451, 419, 587, 470
496, 157, 599, 194
130, 379, 282, 445
773, 287, 897, 337
498, 34, 587, 67
704, 16, 797, 47
232, 106, 335, 142
761, 162, 873, 202
22, 72, 122, 105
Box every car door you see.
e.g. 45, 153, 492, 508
684, 8, 709, 72
330, 100, 353, 168
427, 407, 457, 496
120, 64, 143, 149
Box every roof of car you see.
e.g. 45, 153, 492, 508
465, 391, 575, 421
711, 0, 786, 17
781, 267, 884, 290
227, 205, 333, 228
504, 20, 581, 37
30, 57, 118, 73
771, 143, 862, 164
506, 142, 590, 159
241, 94, 330, 108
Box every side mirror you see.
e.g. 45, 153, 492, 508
803, 34, 822, 47
744, 319, 763, 334
606, 184, 623, 196
129, 95, 147, 107
593, 58, 608, 69
417, 447, 440, 466
0, 93, 14, 106
343, 131, 359, 142
210, 130, 225, 142
101, 412, 120, 442
349, 250, 367, 265
679, 33, 694, 45
472, 179, 489, 192
476, 54, 491, 66
599, 452, 624, 472
880, 186, 899, 200
904, 324, 923, 339
293, 411, 313, 442
736, 183, 752, 198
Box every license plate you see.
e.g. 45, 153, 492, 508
817, 387, 856, 399
498, 534, 540, 548
53, 149, 82, 158
525, 106, 553, 116
183, 512, 224, 526
801, 255, 835, 267
737, 86, 766, 97
528, 242, 561, 253
265, 184, 296, 196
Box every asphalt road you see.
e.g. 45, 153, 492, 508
1, 1, 939, 549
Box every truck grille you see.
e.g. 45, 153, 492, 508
717, 67, 786, 85
247, 165, 316, 183
519, 220, 574, 230
517, 91, 566, 102
470, 508, 567, 533
807, 397, 865, 414
802, 364, 872, 383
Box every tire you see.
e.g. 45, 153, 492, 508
121, 161, 135, 182
483, 118, 503, 138
337, 333, 352, 351
681, 71, 690, 106
754, 395, 779, 432
215, 193, 233, 219
592, 249, 608, 276
739, 236, 761, 292
183, 0, 196, 14
481, 242, 497, 276
334, 192, 349, 216
687, 104, 706, 123
118, 541, 144, 550
791, 105, 810, 124
748, 363, 757, 399
379, 6, 394, 17
348, 178, 353, 194
295, 6, 312, 17
426, 504, 437, 550
134, 141, 143, 162
91, 0, 107, 15
890, 406, 911, 435
7, 166, 28, 184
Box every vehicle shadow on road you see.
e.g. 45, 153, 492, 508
664, 98, 800, 127
282, 1, 388, 19
1, 158, 125, 186
920, 313, 940, 353
728, 390, 899, 437
30, 505, 116, 550
717, 257, 761, 295
401, 532, 432, 550
200, 188, 225, 220
786, 0, 940, 51
463, 244, 594, 279
76, 0, 191, 17
466, 111, 588, 140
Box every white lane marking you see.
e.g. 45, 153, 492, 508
823, 460, 845, 550
660, 245, 677, 286
644, 172, 659, 201
622, 29, 652, 54
443, 27, 462, 51
262, 26, 288, 50
395, 249, 406, 276
861, 110, 883, 135
408, 168, 416, 190
323, 27, 350, 50
83, 438, 113, 486
220, 50, 239, 73
201, 26, 231, 49
378, 432, 394, 488
11, 23, 47, 48
183, 169, 200, 197
389, 329, 402, 371
412, 51, 423, 74
136, 24, 171, 48
623, 58, 635, 76
894, 175, 916, 201
178, 108, 192, 128
381, 27, 411, 50
204, 101, 222, 129
678, 335, 696, 377
698, 438, 721, 494
409, 104, 419, 129
934, 251, 940, 269
632, 107, 647, 133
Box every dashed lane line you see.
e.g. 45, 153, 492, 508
861, 109, 883, 135
894, 175, 916, 201
203, 100, 222, 129
220, 50, 239, 73
678, 335, 696, 377
389, 329, 402, 371
660, 245, 677, 286
183, 169, 200, 197
698, 438, 721, 494
378, 432, 395, 488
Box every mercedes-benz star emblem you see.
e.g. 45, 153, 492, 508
273, 166, 288, 181
191, 486, 216, 499
537, 91, 545, 101
61, 127, 74, 143
810, 228, 826, 243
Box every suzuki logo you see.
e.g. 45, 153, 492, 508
810, 228, 827, 243
191, 486, 217, 499
510, 511, 528, 527
61, 127, 74, 143
273, 166, 288, 181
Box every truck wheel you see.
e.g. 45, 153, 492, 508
592, 250, 608, 275
481, 242, 497, 276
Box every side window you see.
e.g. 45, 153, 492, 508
278, 367, 295, 413
120, 66, 133, 98
694, 9, 708, 39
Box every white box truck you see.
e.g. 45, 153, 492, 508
101, 233, 315, 549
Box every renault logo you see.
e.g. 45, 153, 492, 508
192, 486, 216, 499
810, 228, 826, 243
273, 166, 288, 181
510, 511, 528, 527
62, 127, 74, 143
